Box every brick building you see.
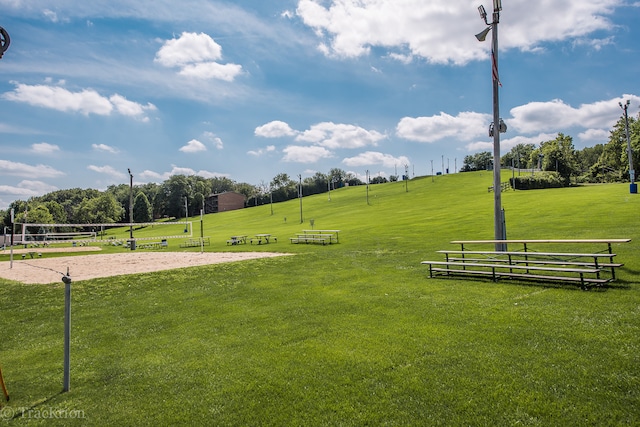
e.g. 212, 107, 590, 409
204, 191, 246, 214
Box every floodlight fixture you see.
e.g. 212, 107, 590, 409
478, 5, 487, 21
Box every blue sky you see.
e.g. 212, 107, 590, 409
0, 0, 639, 208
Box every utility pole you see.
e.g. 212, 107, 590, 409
128, 169, 134, 247
476, 0, 507, 250
619, 99, 637, 194
366, 170, 370, 205
298, 174, 303, 223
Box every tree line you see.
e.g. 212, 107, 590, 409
0, 168, 365, 229
462, 114, 639, 186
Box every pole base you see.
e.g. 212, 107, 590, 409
631, 183, 638, 194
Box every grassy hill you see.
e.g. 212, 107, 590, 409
1, 171, 639, 425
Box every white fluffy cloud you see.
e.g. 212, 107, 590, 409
282, 145, 334, 163
255, 121, 298, 138
0, 159, 64, 178
30, 142, 60, 154
87, 164, 126, 179
509, 95, 640, 134
203, 132, 224, 150
342, 151, 410, 168
3, 82, 155, 120
295, 122, 386, 149
179, 139, 207, 153
155, 32, 243, 81
255, 120, 387, 164
140, 166, 229, 182
0, 180, 57, 197
296, 0, 619, 64
248, 145, 276, 157
92, 143, 119, 154
396, 112, 489, 143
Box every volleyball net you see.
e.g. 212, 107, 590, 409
17, 222, 193, 245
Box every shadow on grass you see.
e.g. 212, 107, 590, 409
5, 390, 66, 421
435, 274, 631, 292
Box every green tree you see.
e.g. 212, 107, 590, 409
462, 152, 492, 171
159, 175, 191, 219
74, 193, 122, 223
25, 204, 54, 224
235, 182, 258, 204
133, 192, 153, 223
44, 200, 67, 223
209, 177, 235, 194
539, 133, 578, 185
328, 168, 346, 187
502, 143, 536, 169
270, 173, 297, 202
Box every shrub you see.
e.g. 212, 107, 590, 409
511, 171, 565, 190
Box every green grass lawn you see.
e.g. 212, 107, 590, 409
1, 171, 639, 425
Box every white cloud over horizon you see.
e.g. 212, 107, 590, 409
3, 82, 156, 120
155, 32, 243, 81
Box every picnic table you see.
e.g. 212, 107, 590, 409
227, 235, 247, 245
251, 234, 277, 245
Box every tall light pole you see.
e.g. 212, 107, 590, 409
298, 174, 303, 223
128, 169, 133, 240
619, 100, 637, 194
477, 0, 507, 251
184, 196, 189, 232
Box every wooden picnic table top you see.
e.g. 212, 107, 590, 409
255, 234, 271, 237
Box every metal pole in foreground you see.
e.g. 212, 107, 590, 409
477, 0, 506, 251
619, 100, 636, 193
9, 208, 14, 269
491, 10, 504, 250
128, 169, 133, 240
62, 269, 72, 392
298, 174, 303, 223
